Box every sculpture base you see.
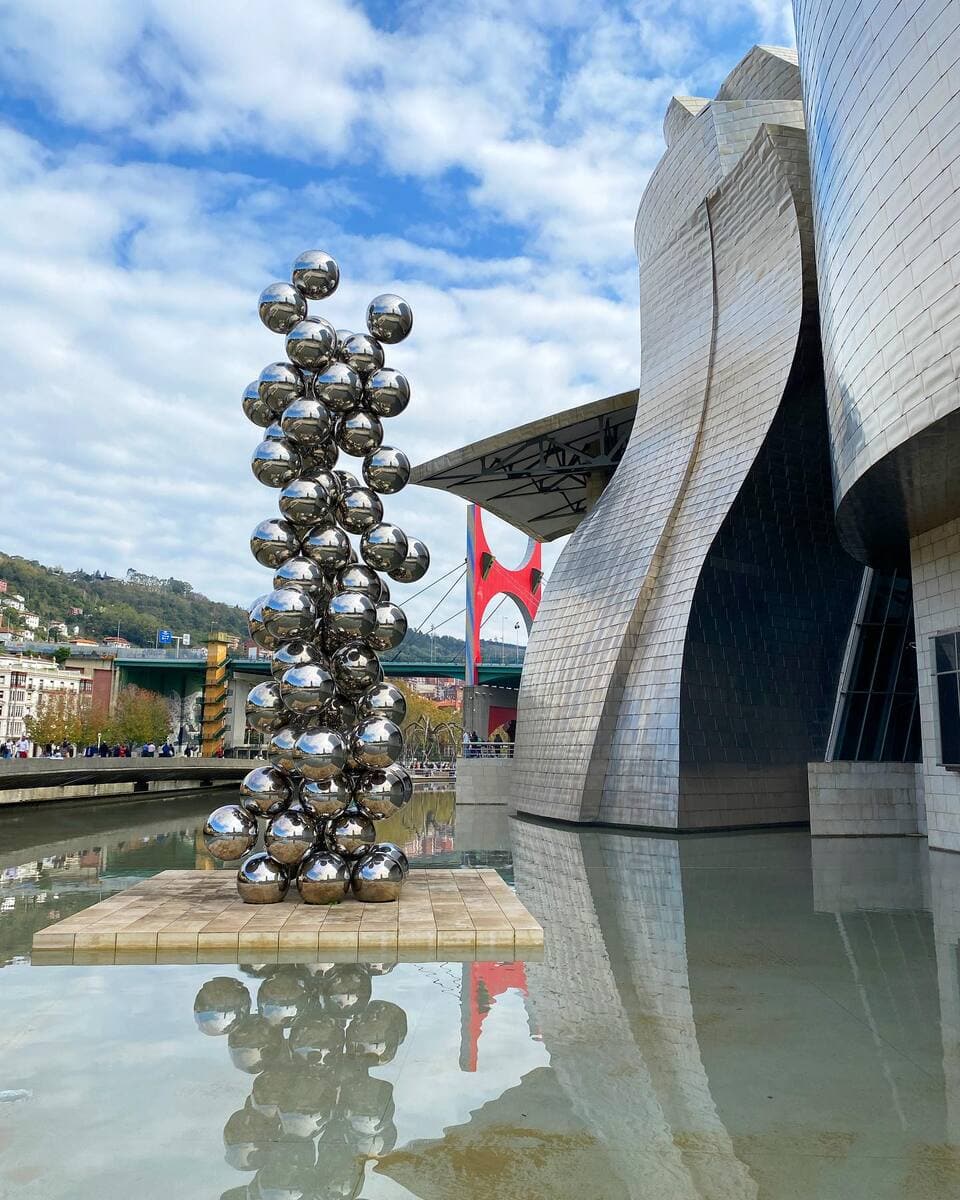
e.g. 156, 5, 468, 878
31, 868, 543, 965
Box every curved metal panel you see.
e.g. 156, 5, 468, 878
794, 0, 960, 563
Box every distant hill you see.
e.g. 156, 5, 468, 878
0, 552, 524, 662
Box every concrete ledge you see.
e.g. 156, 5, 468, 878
455, 756, 513, 805
0, 756, 258, 805
808, 761, 924, 836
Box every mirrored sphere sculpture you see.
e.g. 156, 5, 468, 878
194, 977, 251, 1035
351, 852, 404, 902
360, 523, 409, 573
369, 841, 410, 877
250, 518, 300, 568
292, 249, 340, 300
351, 717, 403, 769
388, 537, 430, 583
243, 380, 273, 427
213, 246, 428, 902
296, 851, 351, 903
366, 294, 413, 344
237, 853, 289, 904
329, 807, 377, 859
265, 806, 318, 865
258, 361, 305, 415
362, 446, 410, 494
251, 438, 301, 488
204, 805, 258, 860
336, 486, 383, 533
296, 728, 347, 781
364, 368, 410, 418
259, 281, 307, 334
339, 333, 384, 378
240, 765, 293, 816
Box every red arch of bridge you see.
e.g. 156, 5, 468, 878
465, 503, 542, 686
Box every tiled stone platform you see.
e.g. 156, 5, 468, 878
31, 868, 543, 965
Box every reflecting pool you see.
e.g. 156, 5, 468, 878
3, 791, 960, 1198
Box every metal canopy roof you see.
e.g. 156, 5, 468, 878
411, 389, 638, 542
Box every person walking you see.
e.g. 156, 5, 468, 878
15, 736, 30, 759
462, 730, 470, 758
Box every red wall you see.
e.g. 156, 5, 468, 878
487, 704, 517, 736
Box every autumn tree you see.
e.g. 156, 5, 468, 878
24, 690, 87, 747
111, 685, 171, 747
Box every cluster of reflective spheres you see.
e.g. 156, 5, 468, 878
194, 962, 405, 1197
205, 249, 429, 903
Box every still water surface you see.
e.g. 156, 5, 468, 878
2, 789, 960, 1198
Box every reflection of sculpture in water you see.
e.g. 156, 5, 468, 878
193, 962, 407, 1199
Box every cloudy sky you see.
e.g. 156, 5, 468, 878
0, 0, 794, 645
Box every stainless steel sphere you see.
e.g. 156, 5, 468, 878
300, 774, 353, 817
296, 728, 347, 781
286, 316, 338, 371
368, 602, 407, 652
245, 680, 287, 734
250, 517, 300, 569
248, 596, 283, 651
259, 281, 307, 334
358, 682, 407, 725
366, 293, 413, 344
280, 663, 336, 716
388, 536, 430, 583
272, 555, 325, 592
371, 841, 410, 877
336, 411, 384, 457
289, 1011, 346, 1066
302, 440, 339, 472
336, 485, 383, 533
324, 963, 373, 1015
301, 524, 351, 574
362, 446, 410, 494
278, 475, 336, 528
291, 249, 340, 300
258, 361, 305, 415
327, 591, 377, 641
203, 804, 258, 860
193, 977, 252, 1036
240, 764, 293, 815
364, 367, 410, 418
279, 396, 333, 448
313, 361, 361, 413
237, 853, 289, 904
270, 639, 323, 680
336, 563, 383, 600
268, 725, 305, 774
354, 766, 411, 819
360, 523, 409, 573
350, 717, 403, 769
339, 332, 384, 378
351, 852, 404, 902
296, 850, 351, 903
330, 642, 382, 694
262, 419, 286, 441
329, 806, 377, 858
260, 588, 317, 641
251, 437, 301, 488
265, 805, 318, 865
243, 380, 273, 427
335, 467, 360, 491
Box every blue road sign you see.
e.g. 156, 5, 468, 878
157, 629, 173, 646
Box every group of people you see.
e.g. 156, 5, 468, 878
461, 719, 517, 757
0, 737, 33, 759
0, 738, 201, 760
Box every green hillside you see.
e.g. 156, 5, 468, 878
0, 552, 525, 662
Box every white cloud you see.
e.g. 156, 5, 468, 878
0, 0, 797, 640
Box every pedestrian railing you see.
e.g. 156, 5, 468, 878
459, 741, 514, 758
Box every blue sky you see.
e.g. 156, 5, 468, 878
0, 0, 794, 643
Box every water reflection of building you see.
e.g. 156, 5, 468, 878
513, 819, 960, 1198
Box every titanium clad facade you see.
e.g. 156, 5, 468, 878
513, 47, 862, 828
794, 0, 960, 563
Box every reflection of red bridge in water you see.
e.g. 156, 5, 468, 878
460, 960, 540, 1071
397, 826, 455, 859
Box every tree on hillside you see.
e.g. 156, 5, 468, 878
111, 685, 171, 747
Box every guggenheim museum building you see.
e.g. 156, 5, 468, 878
416, 0, 960, 848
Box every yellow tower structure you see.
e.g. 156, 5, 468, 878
201, 631, 234, 757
